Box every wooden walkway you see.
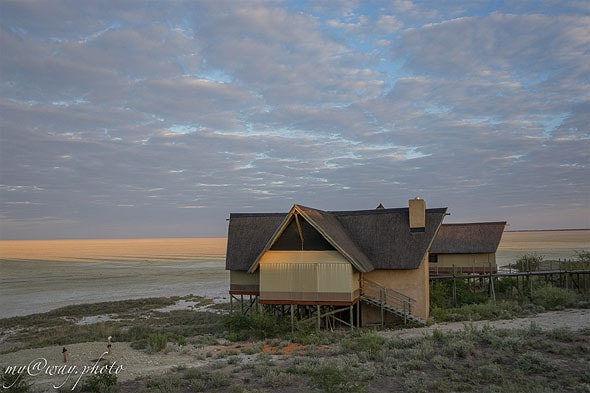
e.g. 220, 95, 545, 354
430, 269, 590, 280
430, 269, 590, 294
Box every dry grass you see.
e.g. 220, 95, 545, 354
123, 325, 590, 393
2, 297, 590, 393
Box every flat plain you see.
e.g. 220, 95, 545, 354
1, 231, 588, 318
0, 238, 228, 318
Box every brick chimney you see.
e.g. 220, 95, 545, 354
409, 197, 426, 232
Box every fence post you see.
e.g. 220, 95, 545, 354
403, 301, 407, 325
380, 288, 384, 328
489, 258, 496, 305
452, 265, 457, 307
317, 305, 321, 330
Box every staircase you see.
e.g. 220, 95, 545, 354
360, 280, 426, 325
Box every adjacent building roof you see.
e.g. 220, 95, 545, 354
226, 203, 448, 272
430, 222, 507, 254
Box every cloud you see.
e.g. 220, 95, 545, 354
0, 1, 588, 238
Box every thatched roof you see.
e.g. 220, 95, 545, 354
247, 205, 375, 273
430, 222, 507, 254
226, 204, 448, 272
332, 207, 447, 269
225, 213, 286, 271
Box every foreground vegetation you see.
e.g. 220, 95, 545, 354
4, 309, 589, 393
2, 289, 589, 393
2, 252, 589, 392
144, 323, 590, 393
6, 322, 588, 393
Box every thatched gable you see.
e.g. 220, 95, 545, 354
430, 222, 507, 254
226, 204, 448, 272
225, 213, 286, 271
248, 205, 375, 273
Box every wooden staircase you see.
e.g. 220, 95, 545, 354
360, 279, 426, 326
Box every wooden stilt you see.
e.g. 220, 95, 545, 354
317, 305, 321, 329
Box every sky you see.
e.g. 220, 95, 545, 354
0, 0, 589, 240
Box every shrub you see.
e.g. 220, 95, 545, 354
444, 336, 475, 359
342, 332, 385, 361
147, 333, 168, 352
430, 279, 487, 308
573, 250, 590, 269
221, 312, 291, 341
516, 351, 557, 373
431, 300, 524, 322
308, 364, 368, 393
432, 354, 452, 370
496, 277, 520, 298
531, 285, 576, 310
513, 253, 544, 272
181, 368, 230, 390
121, 324, 150, 342
82, 370, 118, 393
261, 369, 295, 388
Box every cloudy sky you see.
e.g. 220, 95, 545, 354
1, 1, 589, 240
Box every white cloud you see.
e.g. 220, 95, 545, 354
376, 15, 403, 33
0, 0, 588, 238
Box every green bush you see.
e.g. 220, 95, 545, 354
181, 368, 230, 390
145, 368, 230, 392
82, 370, 118, 393
430, 279, 487, 309
308, 363, 368, 393
531, 285, 576, 310
342, 332, 385, 361
221, 312, 291, 341
496, 277, 520, 298
516, 351, 557, 373
121, 324, 151, 342
147, 333, 168, 352
431, 300, 525, 322
513, 253, 544, 272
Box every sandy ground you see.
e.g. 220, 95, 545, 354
2, 308, 589, 392
387, 308, 590, 339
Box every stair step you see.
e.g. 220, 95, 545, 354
360, 295, 425, 325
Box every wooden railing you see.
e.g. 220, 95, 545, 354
361, 279, 416, 322
429, 265, 497, 275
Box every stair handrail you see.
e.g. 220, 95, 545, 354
362, 279, 416, 316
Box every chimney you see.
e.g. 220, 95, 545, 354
409, 197, 426, 232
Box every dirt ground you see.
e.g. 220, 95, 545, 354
388, 307, 590, 339
2, 308, 589, 392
